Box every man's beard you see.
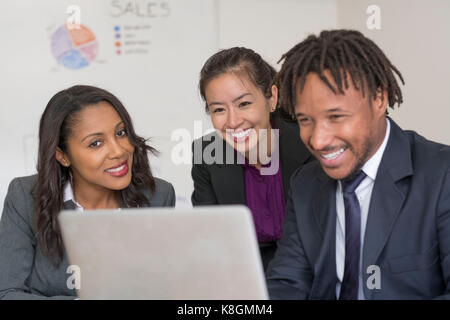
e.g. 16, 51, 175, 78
343, 135, 374, 181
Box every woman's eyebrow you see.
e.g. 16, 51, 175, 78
81, 132, 103, 142
81, 121, 125, 142
208, 93, 252, 107
232, 93, 251, 103
115, 120, 125, 128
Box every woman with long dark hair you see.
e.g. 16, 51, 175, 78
0, 85, 175, 299
192, 47, 313, 271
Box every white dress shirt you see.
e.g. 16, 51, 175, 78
63, 181, 84, 212
335, 118, 390, 299
62, 181, 121, 212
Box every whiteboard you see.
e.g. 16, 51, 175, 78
0, 0, 218, 212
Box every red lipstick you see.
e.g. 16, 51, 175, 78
105, 161, 129, 177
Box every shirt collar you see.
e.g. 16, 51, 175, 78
63, 180, 84, 212
361, 118, 391, 181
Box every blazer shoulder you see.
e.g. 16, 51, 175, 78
140, 177, 176, 207
407, 130, 450, 169
289, 160, 322, 189
3, 174, 38, 226
278, 118, 313, 165
7, 174, 38, 196
408, 130, 450, 152
5, 174, 38, 205
153, 177, 175, 196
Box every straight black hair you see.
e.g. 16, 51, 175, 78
199, 47, 294, 121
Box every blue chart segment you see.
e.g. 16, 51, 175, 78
51, 25, 98, 70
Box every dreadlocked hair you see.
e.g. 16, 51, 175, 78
275, 29, 405, 116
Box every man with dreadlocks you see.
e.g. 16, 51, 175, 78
266, 29, 450, 300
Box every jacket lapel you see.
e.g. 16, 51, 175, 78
310, 170, 338, 299
277, 118, 312, 202
362, 119, 413, 299
212, 164, 246, 204
211, 136, 246, 205
63, 200, 76, 210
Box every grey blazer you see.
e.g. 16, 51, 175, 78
0, 174, 176, 300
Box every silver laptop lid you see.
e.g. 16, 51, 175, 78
58, 205, 268, 300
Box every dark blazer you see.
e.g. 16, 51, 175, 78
266, 118, 450, 299
191, 114, 313, 270
0, 174, 176, 300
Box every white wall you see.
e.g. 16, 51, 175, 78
337, 0, 450, 145
218, 0, 337, 68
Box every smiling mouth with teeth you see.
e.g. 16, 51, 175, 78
106, 164, 126, 173
228, 128, 253, 141
321, 147, 346, 160
105, 160, 129, 177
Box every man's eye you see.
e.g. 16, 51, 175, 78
330, 115, 343, 120
89, 141, 102, 148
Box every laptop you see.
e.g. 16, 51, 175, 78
58, 205, 268, 300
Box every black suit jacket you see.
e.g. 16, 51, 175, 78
191, 114, 313, 269
266, 118, 450, 299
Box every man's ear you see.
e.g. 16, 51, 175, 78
56, 147, 70, 167
269, 85, 278, 112
372, 87, 388, 118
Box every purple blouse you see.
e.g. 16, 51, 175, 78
241, 158, 286, 243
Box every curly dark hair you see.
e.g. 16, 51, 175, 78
276, 29, 405, 116
34, 85, 157, 265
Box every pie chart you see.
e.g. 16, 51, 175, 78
51, 24, 98, 70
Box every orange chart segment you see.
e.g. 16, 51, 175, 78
66, 25, 96, 46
